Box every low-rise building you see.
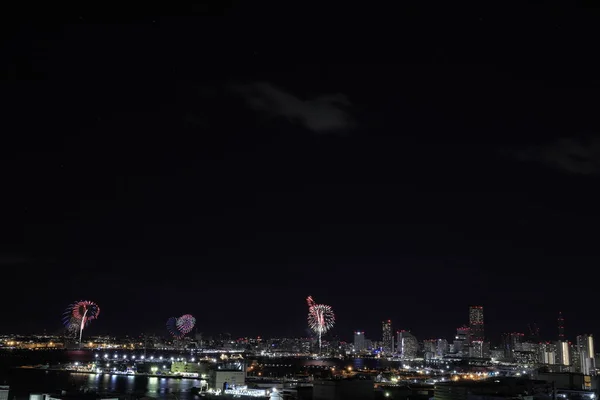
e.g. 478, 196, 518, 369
170, 361, 205, 375
209, 360, 246, 391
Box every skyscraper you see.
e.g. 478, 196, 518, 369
382, 320, 393, 354
577, 334, 595, 375
397, 331, 418, 359
354, 331, 366, 353
557, 340, 570, 366
540, 342, 557, 365
436, 339, 449, 358
469, 306, 484, 341
453, 326, 471, 356
502, 332, 524, 361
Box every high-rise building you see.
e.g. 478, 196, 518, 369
423, 339, 436, 355
397, 331, 418, 359
453, 326, 470, 355
502, 332, 524, 361
539, 342, 557, 365
557, 340, 571, 366
425, 339, 448, 359
469, 306, 484, 342
382, 320, 393, 354
436, 339, 449, 358
470, 341, 484, 358
577, 334, 595, 375
354, 331, 366, 352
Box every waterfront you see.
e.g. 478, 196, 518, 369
0, 349, 459, 399
3, 368, 202, 399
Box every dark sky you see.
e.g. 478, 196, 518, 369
1, 3, 600, 343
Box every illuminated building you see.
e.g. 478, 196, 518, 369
577, 334, 595, 375
425, 339, 448, 359
171, 360, 204, 375
502, 332, 524, 361
382, 320, 393, 354
514, 350, 538, 365
436, 339, 448, 358
539, 342, 557, 365
397, 331, 418, 359
470, 341, 483, 358
453, 326, 470, 356
0, 386, 8, 400
557, 340, 571, 366
469, 306, 484, 342
210, 360, 246, 392
354, 331, 366, 352
423, 339, 436, 358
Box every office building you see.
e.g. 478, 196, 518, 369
577, 334, 595, 375
470, 341, 483, 358
453, 326, 470, 355
382, 320, 393, 354
354, 331, 366, 352
557, 340, 571, 366
397, 330, 418, 359
423, 340, 436, 355
540, 342, 557, 365
436, 339, 448, 358
0, 386, 8, 400
502, 332, 524, 361
469, 306, 484, 342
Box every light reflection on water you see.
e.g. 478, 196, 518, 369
9, 369, 201, 400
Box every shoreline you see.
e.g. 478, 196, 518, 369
17, 366, 202, 380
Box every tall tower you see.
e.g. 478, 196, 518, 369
558, 312, 565, 340
397, 330, 418, 359
557, 340, 570, 366
577, 334, 595, 375
469, 306, 484, 341
382, 320, 393, 354
354, 331, 366, 352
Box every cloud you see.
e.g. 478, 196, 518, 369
0, 255, 30, 266
516, 136, 600, 174
231, 82, 354, 133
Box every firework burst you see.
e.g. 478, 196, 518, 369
176, 314, 196, 335
306, 296, 335, 353
62, 300, 100, 344
166, 317, 182, 338
166, 314, 196, 338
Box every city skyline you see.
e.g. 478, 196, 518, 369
0, 300, 591, 348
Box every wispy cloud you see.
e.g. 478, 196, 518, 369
516, 136, 600, 174
0, 255, 31, 266
231, 82, 354, 133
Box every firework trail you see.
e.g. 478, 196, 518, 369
166, 314, 196, 338
306, 296, 335, 353
62, 300, 100, 344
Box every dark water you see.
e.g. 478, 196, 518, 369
0, 350, 202, 399
0, 350, 413, 399
3, 368, 202, 399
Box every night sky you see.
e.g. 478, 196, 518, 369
1, 4, 600, 343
